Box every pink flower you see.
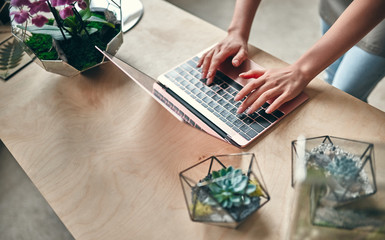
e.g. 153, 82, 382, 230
59, 6, 73, 19
29, 1, 50, 15
10, 10, 29, 24
10, 0, 31, 7
77, 0, 87, 9
31, 15, 49, 27
50, 0, 70, 7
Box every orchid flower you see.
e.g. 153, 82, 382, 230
59, 6, 73, 19
10, 0, 31, 7
31, 15, 49, 27
10, 10, 29, 24
29, 1, 50, 15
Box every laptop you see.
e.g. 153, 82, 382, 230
98, 47, 308, 148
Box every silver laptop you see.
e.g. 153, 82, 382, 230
98, 47, 308, 147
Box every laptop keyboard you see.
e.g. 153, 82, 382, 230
161, 56, 285, 141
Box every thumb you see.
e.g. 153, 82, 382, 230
239, 69, 266, 79
232, 49, 247, 67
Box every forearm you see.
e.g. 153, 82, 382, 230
227, 0, 261, 41
294, 0, 385, 82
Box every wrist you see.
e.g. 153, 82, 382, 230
227, 25, 249, 41
292, 58, 319, 85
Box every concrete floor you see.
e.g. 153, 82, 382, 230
1, 0, 384, 239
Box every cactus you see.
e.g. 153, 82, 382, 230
201, 166, 257, 209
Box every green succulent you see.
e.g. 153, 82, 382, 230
203, 166, 256, 209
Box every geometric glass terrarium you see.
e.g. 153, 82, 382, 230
290, 136, 384, 238
179, 153, 270, 228
10, 0, 123, 77
292, 135, 376, 204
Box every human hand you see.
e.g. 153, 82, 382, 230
197, 33, 248, 85
234, 65, 310, 114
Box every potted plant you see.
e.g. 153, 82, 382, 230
9, 0, 123, 77
290, 136, 383, 237
179, 153, 270, 228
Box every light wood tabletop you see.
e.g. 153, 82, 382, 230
1, 0, 385, 239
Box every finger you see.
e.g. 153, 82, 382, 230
232, 48, 247, 67
246, 89, 280, 114
200, 50, 215, 80
265, 92, 290, 114
206, 50, 233, 85
239, 69, 265, 79
197, 51, 208, 68
234, 78, 265, 101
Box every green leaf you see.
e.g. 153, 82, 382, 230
230, 195, 241, 203
86, 16, 115, 28
233, 176, 248, 192
233, 168, 242, 176
86, 27, 98, 35
212, 170, 220, 179
208, 183, 221, 193
213, 193, 225, 203
80, 8, 92, 20
246, 184, 257, 195
243, 196, 251, 205
18, 25, 71, 41
219, 168, 227, 177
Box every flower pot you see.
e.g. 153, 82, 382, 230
292, 136, 376, 205
289, 136, 384, 238
10, 0, 123, 77
179, 153, 270, 228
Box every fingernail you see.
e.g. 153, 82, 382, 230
237, 107, 244, 114
247, 108, 253, 114
234, 95, 240, 101
265, 107, 272, 114
233, 59, 239, 66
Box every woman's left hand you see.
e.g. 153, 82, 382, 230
234, 65, 310, 114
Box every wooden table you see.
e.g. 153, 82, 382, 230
1, 0, 384, 239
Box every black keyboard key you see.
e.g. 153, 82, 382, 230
202, 96, 211, 103
233, 119, 243, 128
246, 129, 258, 138
220, 83, 229, 89
224, 103, 232, 110
256, 116, 270, 128
218, 98, 226, 106
262, 102, 270, 109
208, 101, 217, 108
250, 122, 264, 133
181, 63, 193, 72
259, 109, 278, 123
239, 131, 251, 141
240, 124, 250, 132
226, 114, 237, 122
206, 90, 215, 97
192, 56, 200, 63
272, 109, 285, 118
187, 60, 197, 68
216, 71, 243, 91
249, 112, 260, 119
242, 117, 253, 125
197, 92, 205, 99
212, 94, 220, 101
223, 93, 232, 101
217, 89, 225, 96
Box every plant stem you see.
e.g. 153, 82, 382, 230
71, 5, 90, 38
46, 0, 70, 40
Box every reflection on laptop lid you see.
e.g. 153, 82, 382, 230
99, 47, 308, 148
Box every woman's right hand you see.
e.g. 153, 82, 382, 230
197, 33, 249, 85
